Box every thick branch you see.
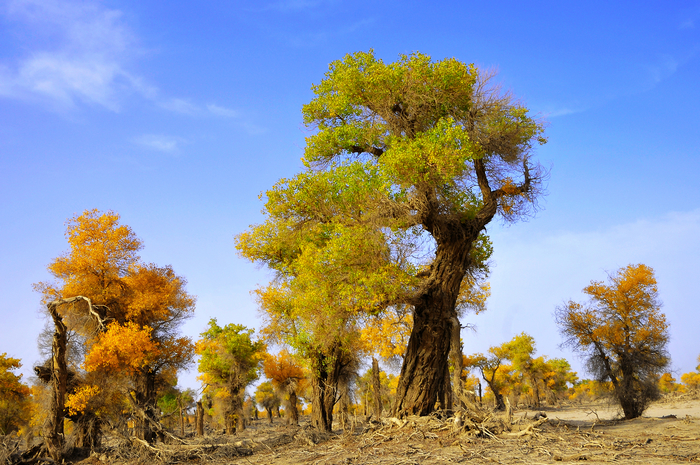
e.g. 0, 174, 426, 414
350, 144, 384, 158
473, 159, 497, 223
47, 296, 110, 331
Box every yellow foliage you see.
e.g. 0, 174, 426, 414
360, 307, 412, 359
681, 371, 700, 391
65, 385, 101, 416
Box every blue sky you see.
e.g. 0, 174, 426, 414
1, 0, 699, 393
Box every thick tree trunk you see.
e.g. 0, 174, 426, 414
310, 347, 346, 432
489, 383, 506, 410
45, 307, 68, 462
394, 303, 455, 416
392, 156, 504, 418
196, 401, 204, 436
131, 369, 158, 442
287, 390, 299, 425
371, 357, 382, 419
310, 373, 330, 431
75, 414, 102, 450
393, 228, 477, 417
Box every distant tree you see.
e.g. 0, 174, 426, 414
255, 381, 281, 424
196, 320, 264, 434
556, 264, 669, 419
568, 379, 612, 403
465, 346, 512, 410
0, 354, 32, 435
658, 373, 681, 394
541, 358, 578, 405
681, 355, 700, 392
263, 350, 305, 425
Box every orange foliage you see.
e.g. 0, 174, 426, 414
36, 209, 142, 309
0, 354, 30, 401
263, 350, 305, 388
84, 322, 160, 374
122, 263, 195, 326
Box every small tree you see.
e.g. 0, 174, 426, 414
35, 210, 195, 445
263, 350, 305, 425
255, 382, 281, 424
465, 347, 511, 410
196, 320, 264, 434
556, 264, 669, 419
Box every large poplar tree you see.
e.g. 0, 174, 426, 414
239, 50, 546, 418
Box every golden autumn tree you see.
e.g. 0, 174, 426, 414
0, 354, 32, 435
238, 50, 546, 418
465, 346, 512, 410
681, 355, 700, 392
556, 263, 669, 419
34, 209, 195, 445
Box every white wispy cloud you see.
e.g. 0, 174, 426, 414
645, 55, 679, 86
540, 106, 585, 118
0, 0, 150, 110
133, 134, 186, 153
0, 0, 265, 133
206, 103, 239, 118
160, 98, 201, 115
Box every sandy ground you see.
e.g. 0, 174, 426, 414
527, 397, 700, 422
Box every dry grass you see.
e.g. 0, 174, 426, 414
6, 398, 700, 464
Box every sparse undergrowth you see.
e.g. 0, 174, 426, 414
5, 398, 700, 465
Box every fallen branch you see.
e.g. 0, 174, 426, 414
499, 417, 548, 438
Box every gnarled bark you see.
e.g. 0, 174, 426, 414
130, 369, 158, 442
45, 304, 68, 462
393, 226, 478, 416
